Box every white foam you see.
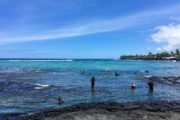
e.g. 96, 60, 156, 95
34, 83, 50, 90
144, 75, 152, 78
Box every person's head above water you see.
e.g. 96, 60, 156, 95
130, 81, 135, 86
130, 82, 136, 89
58, 97, 64, 105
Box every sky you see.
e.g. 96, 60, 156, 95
0, 0, 180, 58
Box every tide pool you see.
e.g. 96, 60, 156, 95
0, 59, 180, 114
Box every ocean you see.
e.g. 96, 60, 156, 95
0, 59, 180, 114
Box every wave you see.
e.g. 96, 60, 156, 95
144, 75, 152, 78
6, 59, 73, 62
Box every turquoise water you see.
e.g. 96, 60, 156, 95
0, 59, 180, 114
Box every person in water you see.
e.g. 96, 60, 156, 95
90, 75, 96, 88
115, 72, 120, 77
147, 80, 154, 91
106, 69, 110, 75
145, 70, 149, 74
80, 69, 85, 75
130, 82, 136, 89
58, 97, 64, 105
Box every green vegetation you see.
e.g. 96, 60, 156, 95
120, 49, 180, 60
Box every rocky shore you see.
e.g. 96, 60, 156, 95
144, 76, 180, 85
1, 101, 175, 120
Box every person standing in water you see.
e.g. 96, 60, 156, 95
90, 75, 96, 88
147, 80, 154, 91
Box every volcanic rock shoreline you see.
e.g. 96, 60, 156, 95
2, 101, 179, 120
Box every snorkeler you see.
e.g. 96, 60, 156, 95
130, 82, 136, 89
58, 97, 64, 105
90, 75, 96, 88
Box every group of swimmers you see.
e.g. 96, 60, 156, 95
81, 69, 120, 77
58, 69, 153, 105
90, 69, 154, 91
129, 80, 153, 90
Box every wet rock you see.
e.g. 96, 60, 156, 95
144, 76, 180, 85
18, 101, 180, 120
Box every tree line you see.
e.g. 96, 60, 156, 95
120, 49, 180, 60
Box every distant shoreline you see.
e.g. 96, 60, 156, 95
120, 49, 180, 61
121, 58, 179, 61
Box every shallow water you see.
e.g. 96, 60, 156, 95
0, 59, 180, 114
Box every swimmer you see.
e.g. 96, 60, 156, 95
130, 82, 136, 89
106, 69, 110, 75
115, 72, 120, 77
58, 97, 64, 105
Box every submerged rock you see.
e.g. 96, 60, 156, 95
144, 76, 180, 85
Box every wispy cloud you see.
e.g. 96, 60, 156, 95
0, 49, 37, 52
0, 4, 180, 44
170, 16, 180, 22
151, 24, 180, 50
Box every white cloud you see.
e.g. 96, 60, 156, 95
0, 12, 147, 43
151, 24, 180, 50
156, 47, 163, 51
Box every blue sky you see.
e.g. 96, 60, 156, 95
0, 0, 180, 58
